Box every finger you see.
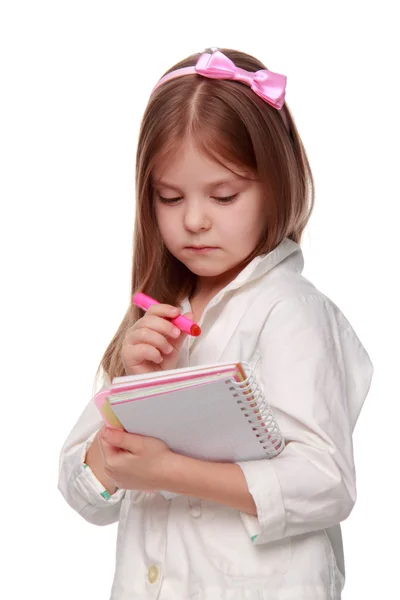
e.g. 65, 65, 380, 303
126, 343, 164, 365
97, 436, 115, 470
128, 314, 182, 340
98, 427, 121, 453
101, 427, 143, 453
183, 311, 194, 322
169, 312, 197, 349
145, 303, 181, 319
130, 327, 177, 355
98, 432, 126, 468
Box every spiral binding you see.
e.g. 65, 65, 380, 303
226, 361, 285, 458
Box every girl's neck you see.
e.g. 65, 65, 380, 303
191, 262, 245, 302
189, 271, 237, 321
191, 277, 227, 305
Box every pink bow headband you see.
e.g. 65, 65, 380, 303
152, 50, 287, 110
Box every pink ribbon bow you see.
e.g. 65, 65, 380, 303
152, 51, 287, 110
195, 51, 286, 109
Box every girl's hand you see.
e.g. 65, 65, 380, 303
122, 303, 193, 375
98, 426, 173, 492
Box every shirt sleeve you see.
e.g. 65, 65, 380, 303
58, 370, 127, 525
236, 294, 373, 545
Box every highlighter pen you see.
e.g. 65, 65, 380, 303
132, 292, 202, 337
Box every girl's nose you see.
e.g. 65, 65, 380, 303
183, 200, 211, 232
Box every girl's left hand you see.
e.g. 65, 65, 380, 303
98, 426, 173, 492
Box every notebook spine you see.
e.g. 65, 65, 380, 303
227, 363, 285, 458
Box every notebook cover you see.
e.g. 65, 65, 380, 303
108, 375, 268, 462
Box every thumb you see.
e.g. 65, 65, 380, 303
171, 312, 197, 349
101, 427, 143, 453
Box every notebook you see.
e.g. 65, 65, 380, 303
94, 361, 285, 470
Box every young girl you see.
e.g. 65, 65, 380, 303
58, 48, 373, 600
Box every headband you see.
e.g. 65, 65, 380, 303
151, 50, 287, 110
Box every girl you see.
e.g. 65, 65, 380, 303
58, 48, 373, 600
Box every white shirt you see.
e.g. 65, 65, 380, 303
58, 238, 373, 600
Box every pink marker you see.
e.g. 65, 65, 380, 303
132, 292, 202, 337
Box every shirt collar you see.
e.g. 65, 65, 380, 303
224, 237, 304, 292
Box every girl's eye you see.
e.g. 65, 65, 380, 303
214, 194, 239, 204
157, 195, 182, 204
157, 193, 239, 205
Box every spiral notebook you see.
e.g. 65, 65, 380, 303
94, 361, 285, 464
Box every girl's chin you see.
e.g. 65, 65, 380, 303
176, 255, 242, 279
179, 260, 226, 277
188, 268, 225, 278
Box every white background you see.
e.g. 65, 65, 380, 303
1, 1, 398, 598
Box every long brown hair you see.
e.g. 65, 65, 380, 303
98, 47, 315, 381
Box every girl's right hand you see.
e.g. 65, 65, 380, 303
121, 303, 193, 375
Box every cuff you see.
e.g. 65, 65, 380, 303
236, 459, 286, 545
81, 462, 123, 502
71, 435, 125, 510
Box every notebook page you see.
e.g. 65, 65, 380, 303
111, 361, 238, 388
110, 378, 267, 462
110, 370, 237, 403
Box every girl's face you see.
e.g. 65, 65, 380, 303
153, 139, 266, 292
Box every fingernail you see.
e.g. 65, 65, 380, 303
172, 327, 180, 337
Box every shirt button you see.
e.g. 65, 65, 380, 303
188, 497, 202, 518
147, 565, 159, 584
191, 504, 201, 518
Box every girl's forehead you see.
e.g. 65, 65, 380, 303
153, 140, 251, 186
